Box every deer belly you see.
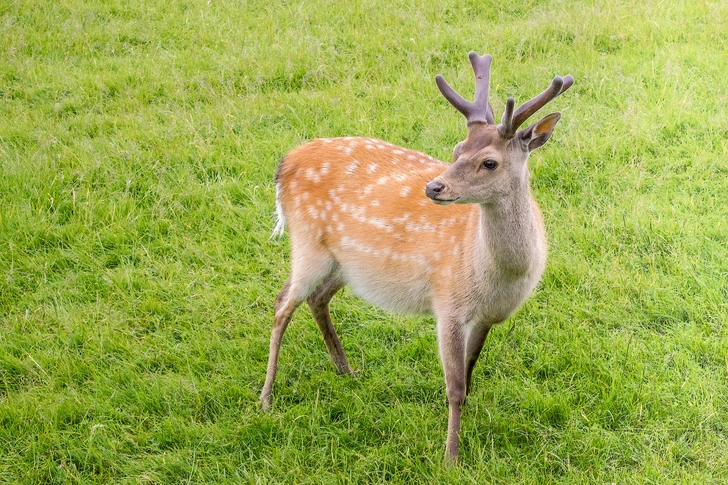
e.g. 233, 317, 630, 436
336, 257, 433, 314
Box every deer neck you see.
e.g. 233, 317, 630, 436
475, 178, 544, 278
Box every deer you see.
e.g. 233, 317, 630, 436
260, 51, 573, 463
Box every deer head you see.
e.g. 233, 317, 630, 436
426, 52, 574, 206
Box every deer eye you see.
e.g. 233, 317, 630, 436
482, 159, 498, 170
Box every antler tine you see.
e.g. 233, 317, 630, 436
505, 74, 574, 136
498, 97, 515, 136
511, 76, 563, 131
469, 52, 492, 124
560, 74, 575, 93
436, 52, 493, 125
435, 75, 471, 119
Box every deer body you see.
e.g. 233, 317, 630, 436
276, 135, 546, 320
261, 52, 573, 462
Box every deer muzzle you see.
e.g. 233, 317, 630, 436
426, 179, 458, 205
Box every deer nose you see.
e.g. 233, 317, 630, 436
425, 180, 445, 199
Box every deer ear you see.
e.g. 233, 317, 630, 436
518, 112, 561, 152
452, 141, 465, 162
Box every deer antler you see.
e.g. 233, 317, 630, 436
436, 52, 495, 125
500, 74, 574, 137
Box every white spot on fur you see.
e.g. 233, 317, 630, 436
367, 163, 378, 173
346, 160, 360, 174
371, 200, 380, 207
368, 217, 392, 230
400, 186, 411, 197
377, 176, 389, 185
339, 236, 427, 267
305, 167, 321, 183
320, 162, 330, 175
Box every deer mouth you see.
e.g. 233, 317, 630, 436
430, 197, 459, 205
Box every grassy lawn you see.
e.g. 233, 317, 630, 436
1, 0, 727, 482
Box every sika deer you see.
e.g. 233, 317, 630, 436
260, 51, 573, 462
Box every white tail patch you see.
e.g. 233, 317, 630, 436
272, 183, 286, 238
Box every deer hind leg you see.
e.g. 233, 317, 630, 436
306, 270, 352, 375
260, 246, 337, 410
465, 324, 491, 396
437, 317, 467, 464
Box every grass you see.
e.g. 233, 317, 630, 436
1, 0, 728, 482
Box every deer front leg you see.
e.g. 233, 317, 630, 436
465, 324, 491, 396
437, 318, 467, 464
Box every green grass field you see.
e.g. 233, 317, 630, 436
2, 0, 728, 482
